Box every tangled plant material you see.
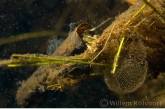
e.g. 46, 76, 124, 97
84, 0, 165, 75
82, 0, 165, 107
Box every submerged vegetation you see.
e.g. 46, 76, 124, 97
0, 0, 165, 107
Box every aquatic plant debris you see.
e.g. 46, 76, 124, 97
83, 0, 165, 95
0, 0, 164, 107
15, 22, 93, 106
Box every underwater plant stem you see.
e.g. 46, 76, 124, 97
111, 37, 125, 74
9, 54, 110, 67
124, 0, 150, 27
111, 0, 150, 74
143, 0, 165, 21
0, 60, 11, 67
0, 31, 67, 45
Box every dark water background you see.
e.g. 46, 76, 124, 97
0, 0, 130, 107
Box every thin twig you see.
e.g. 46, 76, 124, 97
143, 0, 165, 21
91, 23, 115, 62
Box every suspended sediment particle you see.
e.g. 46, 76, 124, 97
104, 39, 148, 94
